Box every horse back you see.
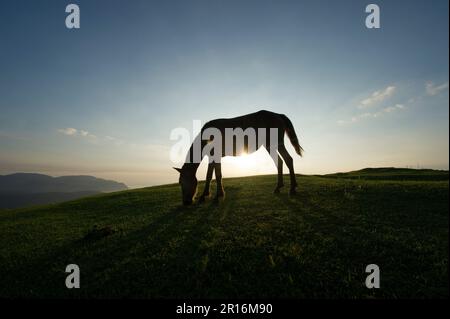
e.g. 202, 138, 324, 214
204, 110, 285, 131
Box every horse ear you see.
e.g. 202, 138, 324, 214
173, 167, 182, 173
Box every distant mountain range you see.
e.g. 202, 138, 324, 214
0, 173, 128, 209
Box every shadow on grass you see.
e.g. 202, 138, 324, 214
2, 178, 447, 298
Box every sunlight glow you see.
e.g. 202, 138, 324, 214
221, 148, 276, 177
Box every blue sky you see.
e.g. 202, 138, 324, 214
0, 0, 448, 187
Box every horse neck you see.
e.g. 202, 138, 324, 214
181, 162, 200, 173
182, 137, 207, 173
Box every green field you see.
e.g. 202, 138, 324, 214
0, 168, 448, 298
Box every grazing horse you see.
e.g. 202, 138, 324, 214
174, 110, 304, 205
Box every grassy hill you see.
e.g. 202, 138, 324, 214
0, 168, 448, 298
323, 167, 449, 181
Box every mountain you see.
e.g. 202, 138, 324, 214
0, 173, 128, 209
0, 173, 128, 193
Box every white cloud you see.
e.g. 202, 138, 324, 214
58, 129, 165, 158
384, 104, 404, 113
82, 131, 97, 140
58, 128, 78, 136
426, 81, 449, 96
338, 104, 405, 125
58, 127, 96, 142
359, 86, 396, 109
105, 135, 125, 146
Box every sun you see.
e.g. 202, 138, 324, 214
222, 149, 275, 176
234, 151, 253, 170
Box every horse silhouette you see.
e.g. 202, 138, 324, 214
174, 110, 304, 205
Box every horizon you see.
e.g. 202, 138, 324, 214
1, 165, 448, 189
1, 0, 449, 188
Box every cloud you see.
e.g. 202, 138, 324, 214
57, 128, 162, 157
338, 104, 405, 125
383, 104, 405, 113
359, 86, 396, 109
105, 135, 125, 146
58, 128, 96, 141
58, 128, 78, 136
426, 81, 449, 96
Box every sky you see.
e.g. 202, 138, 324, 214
0, 0, 448, 188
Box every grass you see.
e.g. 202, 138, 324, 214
0, 168, 448, 298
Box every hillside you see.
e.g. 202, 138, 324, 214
0, 173, 128, 193
0, 173, 128, 209
0, 169, 448, 298
323, 167, 449, 181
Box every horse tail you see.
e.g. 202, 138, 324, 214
280, 114, 304, 157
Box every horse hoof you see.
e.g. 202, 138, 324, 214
273, 188, 280, 194
198, 196, 205, 203
216, 191, 225, 198
215, 193, 225, 201
289, 189, 297, 195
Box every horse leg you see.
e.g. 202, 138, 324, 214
214, 162, 225, 198
278, 144, 297, 195
199, 162, 214, 202
269, 148, 284, 193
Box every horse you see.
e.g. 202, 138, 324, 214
173, 110, 304, 205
